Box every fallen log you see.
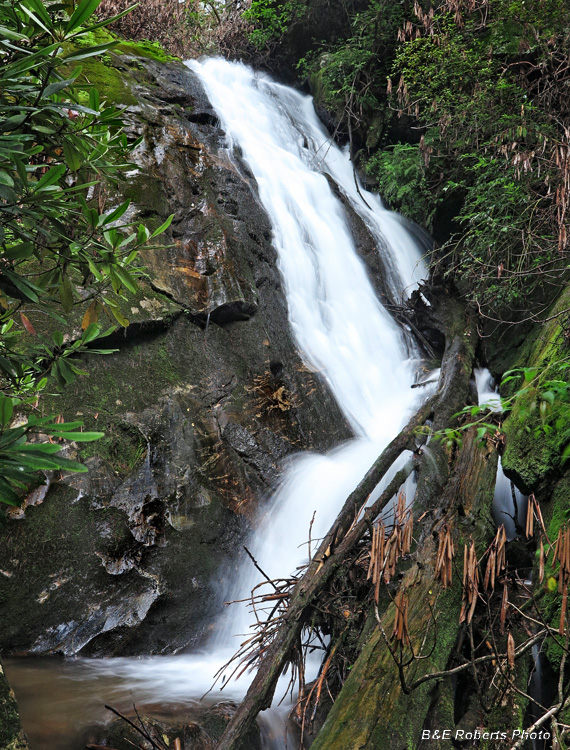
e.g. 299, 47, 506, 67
214, 459, 416, 750
215, 300, 478, 750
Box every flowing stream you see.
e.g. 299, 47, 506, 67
5, 59, 429, 749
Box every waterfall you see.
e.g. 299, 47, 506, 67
5, 59, 431, 749
188, 59, 425, 442
188, 59, 428, 648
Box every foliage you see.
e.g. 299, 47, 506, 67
0, 411, 104, 506
243, 0, 306, 49
365, 141, 435, 226
297, 0, 407, 125
287, 0, 570, 317
97, 0, 232, 57
0, 0, 172, 504
387, 0, 570, 314
434, 362, 570, 449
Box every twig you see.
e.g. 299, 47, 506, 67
104, 705, 165, 750
243, 546, 277, 589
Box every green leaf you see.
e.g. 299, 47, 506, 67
524, 368, 537, 382
48, 431, 104, 442
17, 442, 63, 454
61, 41, 117, 61
55, 357, 75, 384
43, 78, 76, 98
541, 390, 556, 406
3, 271, 41, 302
19, 4, 50, 33
0, 356, 20, 380
0, 114, 27, 133
0, 428, 26, 450
0, 464, 41, 483
72, 4, 137, 35
38, 421, 84, 431
0, 170, 14, 187
2, 455, 60, 471
63, 141, 81, 172
150, 213, 174, 239
22, 0, 52, 25
81, 323, 101, 344
0, 25, 26, 41
137, 223, 150, 243
5, 43, 62, 76
0, 396, 13, 427
4, 241, 33, 261
109, 305, 129, 328
59, 276, 74, 312
33, 164, 66, 193
66, 0, 104, 33
0, 477, 21, 506
103, 199, 131, 225
113, 265, 137, 294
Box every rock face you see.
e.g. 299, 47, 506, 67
0, 53, 351, 657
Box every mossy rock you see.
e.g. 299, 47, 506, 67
0, 661, 29, 750
501, 286, 570, 494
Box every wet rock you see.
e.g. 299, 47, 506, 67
0, 659, 29, 750
0, 55, 351, 657
90, 701, 260, 750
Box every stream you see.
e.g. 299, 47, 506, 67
5, 59, 430, 749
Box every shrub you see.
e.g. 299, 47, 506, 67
0, 0, 171, 504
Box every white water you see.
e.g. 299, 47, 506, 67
6, 59, 430, 749
191, 58, 428, 647
475, 368, 527, 539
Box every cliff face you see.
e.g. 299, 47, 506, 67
0, 51, 351, 658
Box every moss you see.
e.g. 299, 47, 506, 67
0, 483, 136, 653
534, 475, 570, 669
68, 27, 177, 107
73, 24, 177, 61
77, 55, 138, 106
84, 421, 147, 476
123, 173, 172, 222
40, 323, 184, 472
0, 662, 29, 750
502, 388, 570, 492
500, 287, 570, 493
311, 575, 462, 750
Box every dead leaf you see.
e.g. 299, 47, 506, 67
20, 313, 36, 335
82, 300, 100, 330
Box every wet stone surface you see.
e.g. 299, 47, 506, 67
0, 55, 351, 659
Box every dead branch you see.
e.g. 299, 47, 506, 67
104, 705, 167, 750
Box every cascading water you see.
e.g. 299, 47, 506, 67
474, 368, 527, 540
5, 59, 430, 749
190, 58, 428, 645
